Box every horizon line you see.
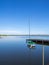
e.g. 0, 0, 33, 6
0, 34, 49, 36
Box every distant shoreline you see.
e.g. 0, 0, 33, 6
0, 34, 49, 36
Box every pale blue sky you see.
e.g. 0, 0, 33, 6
0, 0, 49, 34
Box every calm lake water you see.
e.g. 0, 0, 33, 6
0, 36, 49, 65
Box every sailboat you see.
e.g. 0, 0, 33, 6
26, 17, 36, 48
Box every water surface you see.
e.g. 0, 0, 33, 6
0, 36, 49, 65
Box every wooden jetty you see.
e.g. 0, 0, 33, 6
26, 39, 49, 46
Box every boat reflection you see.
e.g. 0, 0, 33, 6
27, 44, 35, 49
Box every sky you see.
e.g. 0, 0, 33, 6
0, 0, 49, 34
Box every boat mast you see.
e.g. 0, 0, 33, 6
29, 16, 30, 39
